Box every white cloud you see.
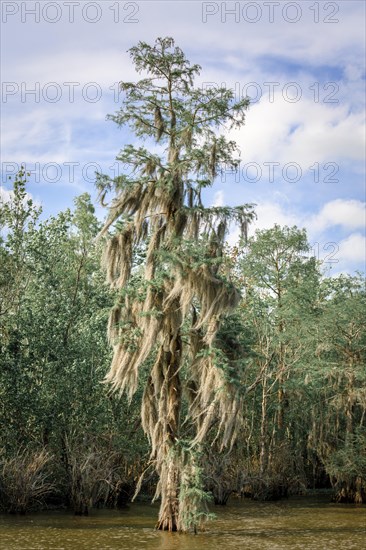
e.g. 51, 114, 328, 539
3, 49, 136, 87
231, 97, 365, 170
227, 199, 300, 246
310, 199, 366, 232
212, 190, 224, 207
250, 201, 299, 232
0, 187, 12, 204
228, 198, 365, 240
158, 1, 365, 71
0, 185, 38, 208
338, 233, 366, 263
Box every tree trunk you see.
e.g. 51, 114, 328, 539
156, 452, 180, 530
156, 326, 182, 531
259, 370, 269, 477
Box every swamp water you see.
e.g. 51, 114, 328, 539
0, 496, 365, 550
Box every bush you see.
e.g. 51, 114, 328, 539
0, 447, 54, 513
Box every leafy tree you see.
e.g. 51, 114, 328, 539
307, 274, 366, 502
0, 168, 40, 317
237, 225, 321, 496
97, 37, 254, 531
0, 169, 41, 449
0, 181, 148, 511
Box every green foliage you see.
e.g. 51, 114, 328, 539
0, 172, 365, 513
227, 226, 366, 501
1, 45, 365, 521
0, 172, 149, 513
177, 443, 215, 533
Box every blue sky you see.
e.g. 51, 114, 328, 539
1, 0, 365, 275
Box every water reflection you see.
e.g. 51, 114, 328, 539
0, 497, 364, 550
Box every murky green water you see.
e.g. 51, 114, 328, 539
1, 497, 365, 550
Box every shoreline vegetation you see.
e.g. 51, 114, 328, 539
1, 170, 364, 519
1, 38, 365, 528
